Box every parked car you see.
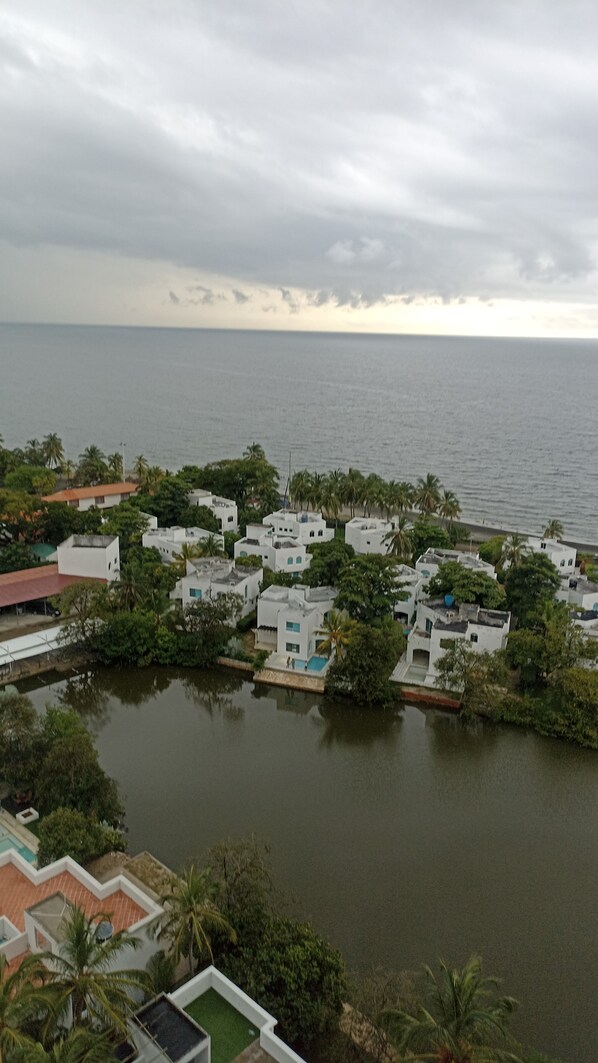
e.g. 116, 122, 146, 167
27, 600, 60, 618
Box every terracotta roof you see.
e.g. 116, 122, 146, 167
0, 565, 98, 609
0, 863, 148, 937
42, 483, 137, 503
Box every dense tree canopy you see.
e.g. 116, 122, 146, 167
504, 553, 561, 627
427, 561, 506, 609
326, 621, 404, 706
335, 554, 401, 625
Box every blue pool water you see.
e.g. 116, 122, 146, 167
0, 833, 37, 864
294, 656, 328, 673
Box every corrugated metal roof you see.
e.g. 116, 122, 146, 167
0, 565, 96, 608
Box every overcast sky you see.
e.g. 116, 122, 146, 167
2, 1, 598, 335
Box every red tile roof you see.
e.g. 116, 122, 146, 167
0, 565, 97, 609
42, 483, 137, 503
0, 863, 148, 936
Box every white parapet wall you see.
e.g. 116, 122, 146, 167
170, 966, 307, 1063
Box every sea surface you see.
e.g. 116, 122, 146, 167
22, 666, 598, 1062
1, 323, 597, 542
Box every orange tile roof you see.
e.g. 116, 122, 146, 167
0, 863, 147, 935
0, 565, 99, 609
42, 483, 137, 503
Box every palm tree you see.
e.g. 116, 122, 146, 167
390, 480, 415, 515
320, 479, 341, 524
383, 516, 413, 561
76, 446, 107, 487
141, 466, 165, 494
0, 953, 55, 1062
243, 442, 266, 461
362, 473, 385, 517
316, 609, 357, 658
342, 467, 365, 518
113, 567, 147, 611
25, 1029, 114, 1063
43, 433, 65, 470
415, 473, 442, 515
106, 453, 124, 480
195, 533, 226, 559
158, 864, 235, 976
438, 489, 461, 528
543, 519, 564, 541
289, 470, 311, 510
308, 472, 325, 511
379, 956, 521, 1063
500, 533, 530, 569
44, 905, 148, 1031
62, 460, 75, 486
133, 455, 149, 482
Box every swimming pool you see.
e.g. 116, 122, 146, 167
0, 831, 37, 864
293, 655, 328, 673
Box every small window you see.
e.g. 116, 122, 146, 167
108, 562, 111, 570
296, 556, 301, 564
421, 569, 430, 577
309, 530, 315, 537
190, 588, 202, 599
68, 500, 78, 508
568, 558, 573, 565
244, 585, 248, 598
318, 530, 323, 536
228, 515, 233, 522
286, 621, 300, 632
470, 633, 479, 643
425, 619, 433, 634
286, 642, 300, 653
95, 496, 105, 505
560, 560, 565, 567
240, 551, 247, 558
287, 557, 293, 565
541, 542, 546, 549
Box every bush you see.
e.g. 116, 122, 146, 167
92, 609, 158, 665
37, 807, 124, 867
236, 609, 257, 634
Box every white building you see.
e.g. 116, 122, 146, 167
188, 488, 239, 533
256, 584, 336, 661
263, 509, 333, 546
394, 598, 511, 687
557, 576, 598, 612
142, 525, 224, 562
522, 537, 577, 574
393, 564, 426, 625
174, 558, 262, 618
234, 523, 311, 574
42, 483, 138, 512
415, 548, 497, 582
56, 534, 120, 582
344, 516, 399, 555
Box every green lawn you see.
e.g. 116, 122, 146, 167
184, 988, 259, 1063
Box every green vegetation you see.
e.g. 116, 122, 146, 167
427, 560, 506, 608
37, 808, 124, 868
184, 989, 256, 1063
326, 622, 405, 706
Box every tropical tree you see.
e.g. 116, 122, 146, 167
44, 906, 147, 1030
106, 453, 124, 480
141, 465, 165, 494
24, 1028, 114, 1063
76, 447, 107, 487
317, 609, 357, 658
415, 473, 442, 515
194, 533, 226, 559
342, 467, 365, 518
383, 516, 413, 561
392, 480, 415, 515
362, 473, 385, 517
320, 478, 341, 524
438, 489, 461, 527
500, 533, 530, 569
158, 864, 236, 975
171, 541, 203, 577
0, 952, 55, 1062
43, 433, 65, 470
133, 455, 149, 482
62, 460, 75, 486
379, 956, 521, 1063
289, 470, 312, 510
243, 442, 266, 461
543, 519, 564, 541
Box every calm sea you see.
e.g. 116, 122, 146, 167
1, 323, 597, 542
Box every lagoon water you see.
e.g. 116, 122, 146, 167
1, 323, 598, 542
22, 667, 598, 1061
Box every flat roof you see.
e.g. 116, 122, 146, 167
0, 565, 95, 609
134, 996, 207, 1062
43, 483, 137, 503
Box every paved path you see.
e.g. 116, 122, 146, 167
253, 667, 325, 694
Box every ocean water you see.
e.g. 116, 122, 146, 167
1, 323, 597, 542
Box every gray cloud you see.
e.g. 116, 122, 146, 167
2, 0, 598, 318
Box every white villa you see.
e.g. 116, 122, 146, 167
56, 534, 120, 582
142, 525, 225, 562
344, 516, 403, 555
416, 548, 497, 581
173, 557, 262, 618
263, 509, 333, 546
188, 488, 239, 533
523, 536, 577, 574
256, 584, 336, 664
557, 576, 598, 613
42, 482, 138, 512
393, 598, 511, 688
234, 523, 311, 574
393, 564, 426, 625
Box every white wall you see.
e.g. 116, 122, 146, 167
344, 518, 391, 555
263, 510, 333, 545
57, 536, 120, 581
